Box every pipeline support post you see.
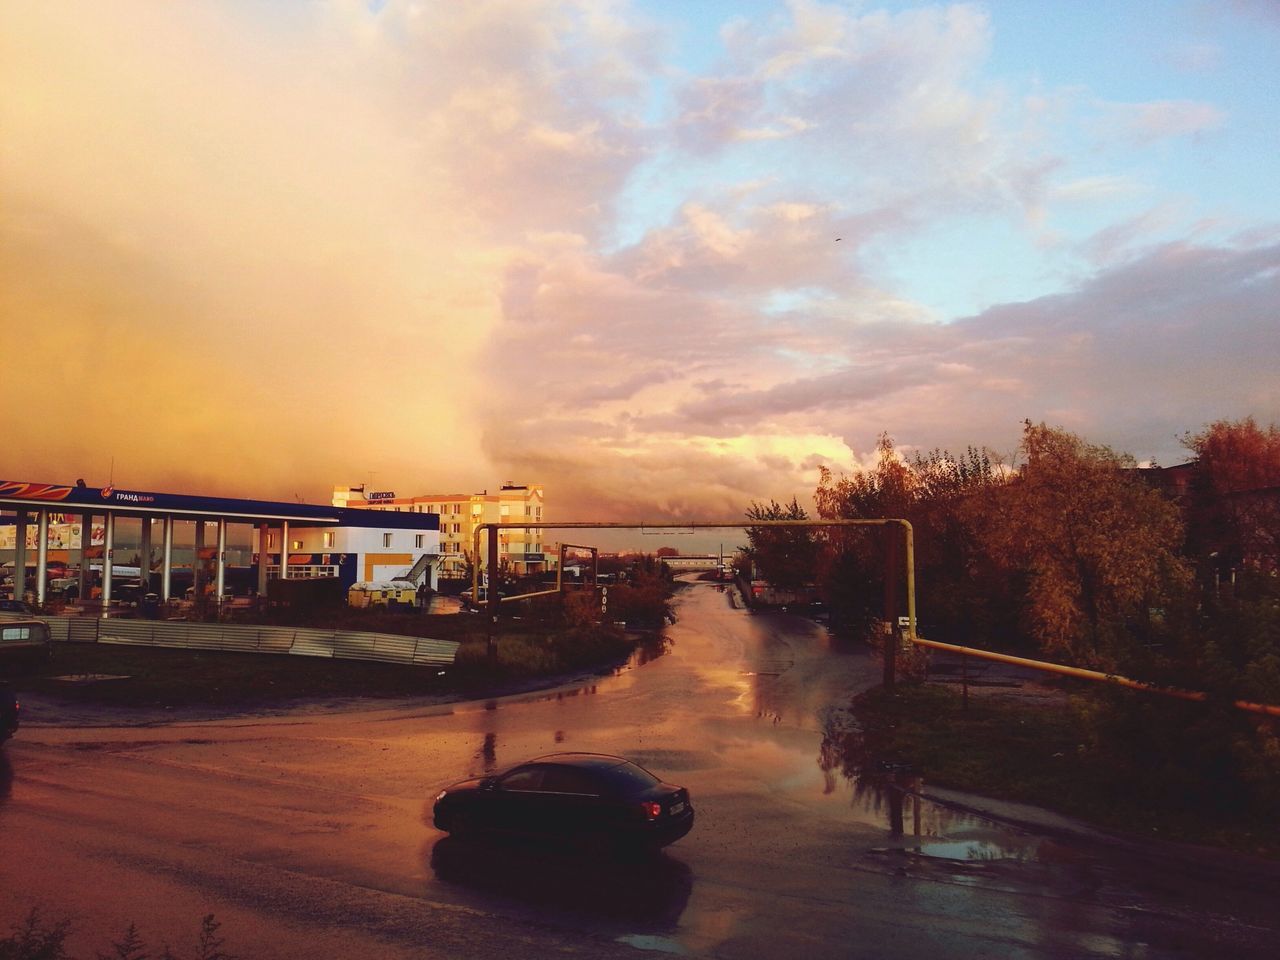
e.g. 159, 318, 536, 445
486, 524, 500, 662
883, 523, 900, 690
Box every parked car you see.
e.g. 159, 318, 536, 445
432, 753, 694, 851
48, 577, 79, 600
0, 599, 36, 615
0, 619, 53, 671
458, 587, 508, 609
0, 684, 18, 743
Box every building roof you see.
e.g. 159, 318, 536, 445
1, 480, 438, 531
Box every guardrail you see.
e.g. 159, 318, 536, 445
0, 613, 458, 667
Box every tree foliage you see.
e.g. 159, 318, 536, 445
988, 422, 1189, 667
812, 434, 1005, 641
1182, 416, 1280, 572
742, 497, 819, 591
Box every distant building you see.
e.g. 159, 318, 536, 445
1135, 462, 1196, 501
334, 482, 546, 577
1137, 461, 1280, 575
249, 522, 440, 588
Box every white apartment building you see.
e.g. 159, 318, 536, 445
334, 483, 546, 577
251, 523, 440, 587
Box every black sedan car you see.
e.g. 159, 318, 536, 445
433, 753, 694, 850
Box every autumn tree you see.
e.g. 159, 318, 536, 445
905, 446, 1008, 645
813, 435, 1006, 641
813, 435, 917, 635
1182, 417, 1280, 579
990, 422, 1189, 668
742, 497, 819, 591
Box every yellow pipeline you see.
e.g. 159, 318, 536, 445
911, 636, 1280, 718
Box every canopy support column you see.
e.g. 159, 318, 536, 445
35, 510, 49, 606
12, 510, 27, 603
256, 523, 268, 598
279, 522, 289, 580
161, 516, 173, 601
215, 519, 227, 604
102, 513, 116, 610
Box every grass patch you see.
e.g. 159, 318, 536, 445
846, 683, 1280, 858
6, 623, 644, 709
13, 642, 452, 707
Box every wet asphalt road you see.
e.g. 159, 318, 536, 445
2, 580, 1278, 959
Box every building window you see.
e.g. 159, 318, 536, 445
415, 534, 424, 548
452, 523, 461, 534
500, 505, 510, 517
267, 533, 275, 549
291, 539, 303, 550
323, 532, 335, 549
383, 533, 392, 548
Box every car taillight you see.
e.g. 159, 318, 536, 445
640, 801, 662, 821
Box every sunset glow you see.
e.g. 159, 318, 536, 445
3, 1, 1277, 524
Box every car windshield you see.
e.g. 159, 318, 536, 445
603, 760, 660, 793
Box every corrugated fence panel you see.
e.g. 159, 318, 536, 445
42, 618, 71, 643
98, 621, 157, 646
331, 632, 377, 661
413, 638, 462, 666
287, 628, 336, 659
335, 633, 417, 665
24, 614, 458, 666
67, 619, 99, 643
258, 628, 304, 655
153, 623, 196, 647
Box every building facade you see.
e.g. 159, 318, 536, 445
1, 479, 440, 607
249, 522, 440, 587
334, 483, 546, 577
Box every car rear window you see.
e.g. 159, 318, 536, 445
602, 761, 660, 793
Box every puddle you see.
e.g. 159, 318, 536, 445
447, 634, 673, 715
820, 706, 1048, 864
616, 934, 687, 954
51, 673, 131, 683
915, 838, 1018, 861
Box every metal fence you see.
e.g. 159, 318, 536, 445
0, 613, 458, 667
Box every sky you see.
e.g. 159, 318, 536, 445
3, 0, 1277, 535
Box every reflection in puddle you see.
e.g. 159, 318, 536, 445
479, 732, 497, 772
631, 634, 673, 668
616, 933, 687, 954
428, 835, 693, 929
451, 633, 672, 716
820, 706, 1046, 865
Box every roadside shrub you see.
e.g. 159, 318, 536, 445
0, 910, 234, 960
451, 624, 631, 680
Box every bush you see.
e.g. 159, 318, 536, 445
0, 910, 234, 960
451, 624, 632, 680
